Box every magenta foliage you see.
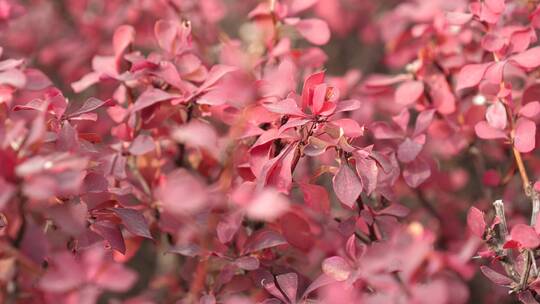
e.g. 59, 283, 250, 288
0, 0, 540, 303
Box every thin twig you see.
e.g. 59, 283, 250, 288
493, 200, 520, 281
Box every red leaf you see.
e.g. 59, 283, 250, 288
333, 162, 362, 208
242, 229, 287, 254
480, 266, 513, 286
518, 291, 538, 304
112, 208, 153, 239
91, 220, 126, 254
467, 207, 486, 237
514, 118, 536, 153
299, 183, 330, 214
280, 212, 314, 251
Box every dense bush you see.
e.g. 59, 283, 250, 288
0, 0, 540, 303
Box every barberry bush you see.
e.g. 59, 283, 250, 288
1, 0, 540, 303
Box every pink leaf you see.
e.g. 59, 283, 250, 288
289, 0, 318, 15
392, 108, 410, 132
370, 122, 402, 139
395, 80, 424, 105
173, 120, 219, 154
113, 25, 135, 58
519, 101, 540, 119
403, 158, 431, 188
475, 121, 508, 139
234, 256, 260, 271
511, 224, 540, 249
24, 68, 52, 91
246, 188, 290, 221
71, 72, 100, 93
355, 157, 379, 195
94, 262, 137, 292
197, 64, 237, 94
397, 135, 425, 163
445, 12, 473, 25
413, 109, 436, 136
485, 101, 507, 130
217, 210, 244, 244
322, 256, 352, 281
154, 19, 191, 54
0, 178, 15, 210
484, 60, 506, 84
129, 134, 155, 155
485, 0, 505, 14
456, 63, 491, 91
467, 207, 486, 237
302, 71, 325, 109
293, 18, 331, 46
0, 68, 25, 88
333, 162, 362, 208
39, 252, 85, 292
302, 274, 335, 299
510, 47, 540, 69
514, 118, 536, 153
155, 169, 208, 215
331, 118, 364, 138
263, 98, 306, 117
131, 88, 181, 113
334, 99, 361, 113
276, 272, 298, 302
